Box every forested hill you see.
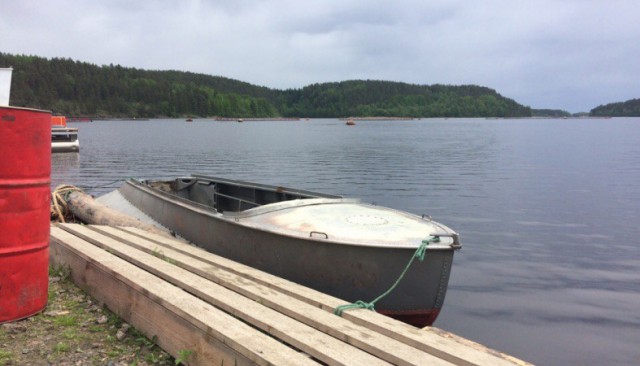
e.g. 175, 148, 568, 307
590, 98, 640, 117
277, 81, 531, 118
1, 53, 531, 118
0, 53, 279, 118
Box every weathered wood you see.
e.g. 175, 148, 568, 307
114, 225, 532, 366
56, 224, 396, 366
53, 223, 532, 366
49, 227, 320, 366
423, 327, 533, 366
65, 191, 170, 237
67, 224, 453, 366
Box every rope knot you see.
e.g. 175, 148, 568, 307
417, 236, 438, 261
334, 300, 375, 316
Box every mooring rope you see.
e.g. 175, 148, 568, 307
334, 235, 440, 317
50, 184, 84, 223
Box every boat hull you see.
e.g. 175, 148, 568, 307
119, 179, 456, 327
51, 140, 79, 153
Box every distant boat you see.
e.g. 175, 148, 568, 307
185, 118, 193, 122
51, 116, 79, 153
237, 118, 244, 123
346, 118, 356, 126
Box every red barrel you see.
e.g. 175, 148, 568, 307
0, 106, 51, 323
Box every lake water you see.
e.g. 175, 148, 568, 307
51, 118, 640, 365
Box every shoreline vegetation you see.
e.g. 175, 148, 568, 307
2, 53, 636, 119
65, 115, 618, 122
0, 266, 175, 365
2, 53, 531, 119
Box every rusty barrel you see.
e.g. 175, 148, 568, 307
0, 106, 51, 323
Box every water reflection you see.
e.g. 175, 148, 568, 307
51, 152, 80, 190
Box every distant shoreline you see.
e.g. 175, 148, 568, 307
62, 116, 622, 122
213, 117, 300, 121
338, 117, 415, 121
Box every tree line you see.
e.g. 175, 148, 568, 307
590, 98, 640, 117
1, 53, 532, 118
275, 80, 531, 118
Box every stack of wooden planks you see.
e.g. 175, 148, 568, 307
50, 224, 532, 366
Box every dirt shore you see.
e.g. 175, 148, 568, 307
0, 266, 177, 365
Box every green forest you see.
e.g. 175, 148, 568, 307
590, 98, 640, 117
1, 53, 532, 118
531, 109, 571, 117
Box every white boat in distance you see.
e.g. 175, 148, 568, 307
51, 116, 79, 153
118, 174, 461, 326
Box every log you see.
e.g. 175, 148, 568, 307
66, 191, 170, 237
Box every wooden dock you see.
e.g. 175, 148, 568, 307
50, 224, 532, 366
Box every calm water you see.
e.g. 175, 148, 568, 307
52, 118, 640, 365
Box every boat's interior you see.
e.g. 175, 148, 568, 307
148, 175, 340, 213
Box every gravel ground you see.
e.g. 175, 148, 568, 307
0, 266, 180, 366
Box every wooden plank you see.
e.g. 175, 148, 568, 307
115, 225, 532, 366
57, 224, 396, 366
49, 233, 251, 366
77, 224, 454, 366
49, 227, 319, 366
423, 328, 533, 366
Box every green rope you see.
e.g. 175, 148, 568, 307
334, 236, 440, 317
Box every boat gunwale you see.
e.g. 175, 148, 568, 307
122, 178, 460, 250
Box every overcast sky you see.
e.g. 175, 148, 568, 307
2, 0, 639, 112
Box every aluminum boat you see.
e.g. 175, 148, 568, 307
118, 174, 461, 326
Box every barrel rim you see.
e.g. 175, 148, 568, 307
0, 105, 52, 113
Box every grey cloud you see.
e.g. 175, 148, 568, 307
2, 0, 638, 112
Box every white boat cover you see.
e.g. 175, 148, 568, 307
231, 199, 455, 248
